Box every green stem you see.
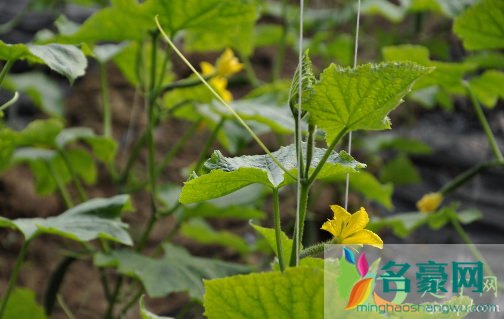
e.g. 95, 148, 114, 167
0, 240, 30, 319
308, 126, 348, 185
136, 213, 156, 252
104, 276, 123, 319
155, 118, 201, 177
440, 160, 500, 195
48, 161, 73, 209
152, 218, 182, 257
271, 0, 289, 82
117, 288, 143, 319
175, 300, 196, 319
288, 182, 310, 267
450, 216, 494, 277
294, 116, 305, 179
465, 83, 504, 164
299, 239, 334, 259
146, 32, 159, 207
59, 150, 88, 203
195, 118, 225, 175
0, 60, 14, 87
236, 47, 260, 88
161, 74, 213, 91
118, 132, 147, 185
304, 124, 316, 177
0, 92, 19, 113
272, 188, 286, 272
100, 62, 112, 138
100, 270, 112, 301
0, 4, 29, 34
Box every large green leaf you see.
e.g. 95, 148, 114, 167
0, 41, 87, 84
180, 143, 365, 204
453, 0, 504, 50
0, 195, 133, 244
139, 295, 173, 319
324, 171, 394, 209
379, 154, 422, 185
251, 222, 293, 264
94, 243, 250, 300
203, 267, 331, 319
17, 119, 64, 148
3, 73, 64, 118
289, 50, 315, 109
181, 219, 251, 256
382, 45, 477, 95
303, 62, 433, 144
468, 70, 504, 108
465, 51, 504, 69
0, 288, 47, 319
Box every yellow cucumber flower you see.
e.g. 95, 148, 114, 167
200, 48, 244, 77
321, 205, 383, 249
209, 76, 233, 102
417, 192, 443, 213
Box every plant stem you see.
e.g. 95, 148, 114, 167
465, 82, 504, 164
48, 161, 73, 209
117, 288, 143, 319
294, 116, 305, 179
161, 74, 213, 91
0, 240, 30, 319
59, 150, 88, 203
288, 182, 310, 267
152, 218, 182, 257
100, 62, 112, 138
440, 160, 500, 195
104, 276, 123, 319
195, 118, 225, 175
146, 31, 159, 210
299, 239, 334, 259
271, 0, 289, 82
0, 92, 19, 113
0, 60, 14, 87
450, 216, 494, 277
175, 300, 196, 319
155, 16, 297, 181
136, 213, 156, 252
304, 124, 316, 177
236, 46, 260, 88
307, 126, 348, 185
118, 132, 146, 185
272, 188, 286, 272
56, 294, 77, 319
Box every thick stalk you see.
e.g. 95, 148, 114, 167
146, 32, 159, 210
271, 0, 289, 82
59, 150, 88, 202
272, 188, 286, 272
294, 116, 305, 179
195, 118, 225, 175
440, 160, 500, 195
100, 62, 112, 138
304, 124, 316, 177
0, 240, 30, 319
307, 126, 348, 185
299, 239, 334, 259
161, 74, 213, 91
288, 182, 310, 267
465, 83, 504, 164
155, 17, 297, 181
450, 217, 494, 277
48, 161, 73, 209
0, 60, 14, 87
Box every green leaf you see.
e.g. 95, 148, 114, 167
148, 0, 259, 35
178, 184, 267, 220
3, 73, 64, 118
468, 70, 504, 108
181, 219, 251, 256
457, 208, 483, 224
324, 171, 394, 209
0, 288, 47, 319
368, 213, 429, 238
359, 134, 432, 155
379, 154, 422, 185
251, 222, 293, 264
325, 34, 354, 67
382, 45, 477, 95
209, 98, 297, 134
180, 143, 365, 203
139, 295, 173, 319
0, 129, 17, 173
92, 42, 130, 64
409, 0, 478, 18
0, 195, 133, 244
453, 0, 504, 50
253, 24, 292, 48
304, 62, 433, 144
94, 243, 250, 300
288, 50, 315, 110
203, 267, 330, 319
55, 127, 117, 162
465, 51, 504, 69
17, 119, 64, 148
361, 0, 407, 23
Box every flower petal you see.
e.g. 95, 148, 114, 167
330, 205, 351, 221
321, 219, 343, 238
200, 61, 215, 75
340, 207, 369, 239
342, 229, 383, 249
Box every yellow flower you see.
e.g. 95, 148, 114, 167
209, 76, 233, 102
200, 48, 244, 77
321, 205, 383, 249
416, 192, 443, 213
